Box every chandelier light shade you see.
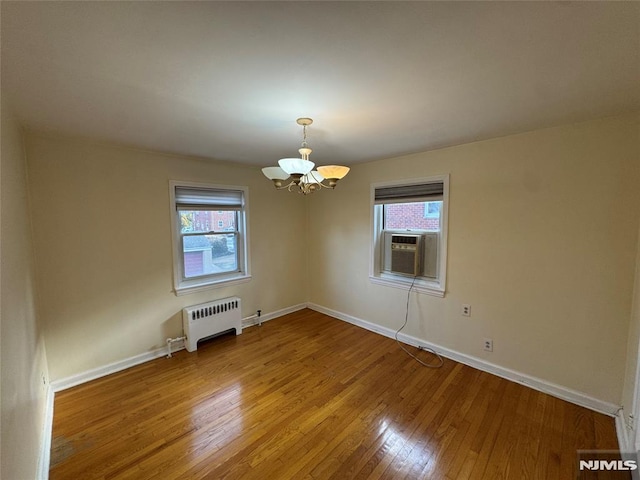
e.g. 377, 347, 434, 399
278, 158, 314, 176
301, 170, 324, 184
261, 166, 290, 188
262, 118, 350, 194
316, 165, 351, 188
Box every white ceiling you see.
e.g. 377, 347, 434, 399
2, 1, 639, 167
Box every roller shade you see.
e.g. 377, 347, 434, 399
175, 186, 244, 211
374, 182, 443, 205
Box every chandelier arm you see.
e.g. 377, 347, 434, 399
288, 182, 306, 194
303, 178, 332, 190
275, 180, 296, 190
299, 181, 315, 195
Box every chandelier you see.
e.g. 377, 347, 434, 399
262, 118, 350, 194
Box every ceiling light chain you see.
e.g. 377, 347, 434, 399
262, 118, 350, 195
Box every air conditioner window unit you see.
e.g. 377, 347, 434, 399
382, 231, 438, 278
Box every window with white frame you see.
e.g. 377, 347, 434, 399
170, 182, 250, 294
370, 175, 449, 297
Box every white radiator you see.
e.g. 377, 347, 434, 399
182, 297, 242, 352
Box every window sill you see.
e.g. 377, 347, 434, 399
174, 274, 252, 296
369, 274, 445, 297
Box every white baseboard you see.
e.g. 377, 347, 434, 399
307, 302, 620, 417
51, 303, 308, 392
37, 383, 54, 480
242, 303, 307, 328
51, 343, 175, 392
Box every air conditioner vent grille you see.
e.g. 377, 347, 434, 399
382, 231, 438, 278
391, 235, 417, 245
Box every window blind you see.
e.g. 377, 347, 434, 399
175, 186, 244, 211
374, 182, 444, 205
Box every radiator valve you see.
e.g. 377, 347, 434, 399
166, 336, 186, 358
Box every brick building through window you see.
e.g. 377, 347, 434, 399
384, 201, 441, 231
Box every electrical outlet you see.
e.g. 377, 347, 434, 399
483, 338, 493, 352
462, 304, 471, 316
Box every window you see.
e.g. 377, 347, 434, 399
170, 181, 250, 294
370, 175, 449, 296
424, 201, 441, 219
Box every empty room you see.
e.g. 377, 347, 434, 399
2, 2, 639, 479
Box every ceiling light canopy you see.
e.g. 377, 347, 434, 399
262, 118, 349, 194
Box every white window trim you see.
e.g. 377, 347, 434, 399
169, 180, 251, 296
369, 174, 449, 297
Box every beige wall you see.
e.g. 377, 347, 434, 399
308, 114, 640, 405
1, 105, 50, 478
25, 134, 307, 381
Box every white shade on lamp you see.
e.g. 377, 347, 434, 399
261, 166, 290, 180
301, 170, 325, 184
278, 158, 314, 175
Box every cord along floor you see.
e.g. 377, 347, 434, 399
50, 308, 619, 479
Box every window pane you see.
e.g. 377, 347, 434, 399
425, 201, 441, 217
384, 201, 441, 231
182, 233, 238, 278
179, 210, 236, 234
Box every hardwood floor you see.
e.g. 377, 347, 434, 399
50, 309, 620, 479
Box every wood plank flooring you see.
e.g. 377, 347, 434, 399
50, 309, 621, 479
